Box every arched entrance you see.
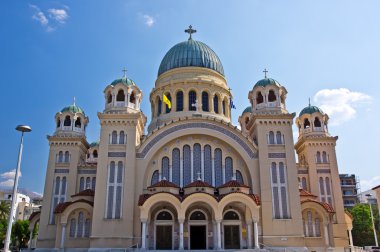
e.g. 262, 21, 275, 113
155, 210, 174, 250
223, 210, 241, 249
188, 210, 208, 250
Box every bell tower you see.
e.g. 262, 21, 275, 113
295, 103, 349, 247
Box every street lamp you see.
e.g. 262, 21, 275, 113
4, 125, 32, 252
366, 193, 379, 247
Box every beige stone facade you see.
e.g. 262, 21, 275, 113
30, 33, 352, 252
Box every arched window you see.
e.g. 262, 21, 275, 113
64, 151, 70, 163
165, 93, 171, 113
84, 219, 91, 237
322, 151, 328, 163
268, 90, 276, 102
316, 151, 321, 163
204, 145, 212, 185
215, 148, 223, 186
69, 218, 76, 238
107, 92, 112, 104
93, 150, 98, 158
302, 177, 307, 190
116, 89, 125, 102
304, 118, 310, 129
77, 212, 84, 238
129, 91, 135, 104
256, 92, 264, 104
189, 91, 196, 111
222, 100, 226, 115
151, 170, 159, 185
172, 148, 180, 186
61, 177, 67, 195
56, 118, 61, 128
75, 117, 81, 128
271, 162, 289, 219
58, 151, 63, 163
315, 218, 321, 237
202, 92, 209, 111
314, 117, 321, 127
183, 145, 191, 186
224, 211, 239, 220
157, 98, 162, 116
268, 131, 275, 144
225, 157, 233, 182
91, 177, 96, 190
106, 161, 123, 219
64, 116, 71, 126
307, 211, 313, 236
79, 177, 85, 191
176, 91, 183, 111
111, 131, 117, 144
157, 211, 173, 220
119, 131, 125, 144
190, 211, 206, 220
276, 131, 282, 144
325, 177, 332, 205
236, 170, 244, 184
55, 177, 61, 195
86, 177, 91, 189
193, 144, 201, 180
213, 95, 219, 113
319, 177, 325, 202
161, 157, 169, 181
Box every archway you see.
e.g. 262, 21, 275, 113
155, 210, 174, 250
223, 210, 241, 249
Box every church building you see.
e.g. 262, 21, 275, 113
29, 27, 353, 252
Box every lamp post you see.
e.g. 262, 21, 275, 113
366, 193, 379, 247
4, 125, 32, 252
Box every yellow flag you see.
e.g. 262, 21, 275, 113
163, 94, 171, 109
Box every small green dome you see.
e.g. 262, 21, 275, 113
299, 105, 324, 116
242, 106, 252, 115
254, 78, 281, 88
158, 39, 224, 77
90, 140, 100, 147
61, 104, 85, 115
110, 76, 136, 86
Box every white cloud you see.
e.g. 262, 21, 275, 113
143, 14, 155, 27
313, 88, 372, 126
30, 4, 48, 26
48, 8, 69, 24
361, 176, 380, 191
0, 169, 21, 188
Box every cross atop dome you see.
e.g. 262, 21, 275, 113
185, 25, 197, 40
263, 68, 268, 78
122, 67, 127, 78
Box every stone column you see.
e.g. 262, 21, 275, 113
141, 221, 147, 249
179, 220, 184, 250
324, 223, 330, 247
247, 222, 252, 249
60, 223, 66, 249
254, 220, 259, 249
216, 220, 222, 249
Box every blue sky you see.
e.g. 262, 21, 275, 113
0, 0, 379, 194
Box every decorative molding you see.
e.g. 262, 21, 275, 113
137, 122, 256, 159
317, 169, 331, 174
78, 169, 97, 175
268, 153, 286, 158
108, 152, 126, 157
54, 169, 69, 174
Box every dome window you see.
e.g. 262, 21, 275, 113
268, 90, 276, 102
202, 92, 209, 112
222, 100, 226, 115
189, 91, 196, 111
176, 91, 183, 112
56, 118, 61, 128
93, 150, 98, 158
164, 93, 171, 113
130, 91, 136, 104
304, 118, 310, 129
256, 92, 264, 104
314, 117, 321, 127
64, 116, 71, 127
107, 92, 112, 104
213, 95, 219, 113
75, 118, 82, 128
157, 98, 162, 116
116, 89, 125, 102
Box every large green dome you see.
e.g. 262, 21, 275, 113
158, 39, 224, 77
299, 105, 324, 116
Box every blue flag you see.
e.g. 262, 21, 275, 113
230, 98, 236, 109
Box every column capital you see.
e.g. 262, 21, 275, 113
178, 218, 185, 224
140, 218, 148, 223
215, 219, 222, 223
60, 222, 67, 227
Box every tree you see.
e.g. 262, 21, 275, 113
350, 203, 380, 247
0, 201, 10, 220
11, 220, 30, 249
0, 219, 7, 249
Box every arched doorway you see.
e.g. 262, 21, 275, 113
223, 210, 241, 249
188, 210, 208, 250
155, 210, 174, 250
